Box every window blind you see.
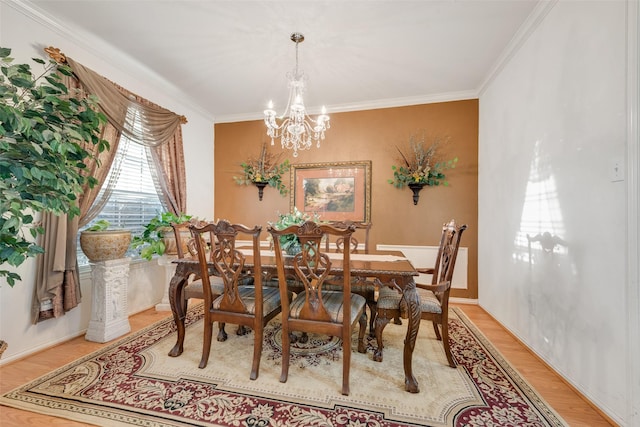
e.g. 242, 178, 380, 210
77, 137, 166, 266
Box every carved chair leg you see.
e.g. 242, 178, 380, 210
217, 322, 228, 342
170, 297, 189, 357
280, 324, 291, 383
373, 311, 394, 362
432, 320, 442, 341
441, 321, 456, 368
250, 326, 262, 380
357, 311, 367, 353
199, 319, 214, 369
342, 333, 352, 396
367, 301, 377, 337
236, 325, 251, 336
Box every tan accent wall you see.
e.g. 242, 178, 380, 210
214, 100, 478, 299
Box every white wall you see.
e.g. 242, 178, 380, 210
479, 1, 638, 425
0, 2, 215, 363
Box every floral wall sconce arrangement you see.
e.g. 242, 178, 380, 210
388, 132, 458, 205
234, 143, 290, 201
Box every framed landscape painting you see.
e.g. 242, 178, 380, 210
290, 161, 371, 222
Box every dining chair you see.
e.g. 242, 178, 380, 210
374, 219, 467, 367
168, 219, 227, 355
191, 220, 289, 380
268, 220, 367, 395
322, 221, 379, 335
324, 220, 371, 254
171, 219, 204, 259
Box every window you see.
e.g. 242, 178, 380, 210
77, 133, 167, 266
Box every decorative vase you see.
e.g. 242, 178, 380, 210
407, 183, 426, 205
159, 227, 190, 256
80, 230, 132, 262
253, 181, 269, 201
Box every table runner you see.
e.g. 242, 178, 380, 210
237, 248, 407, 262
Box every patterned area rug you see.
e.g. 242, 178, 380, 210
0, 306, 566, 426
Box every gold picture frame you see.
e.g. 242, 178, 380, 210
290, 161, 371, 222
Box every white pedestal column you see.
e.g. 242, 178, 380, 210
156, 254, 177, 311
85, 257, 132, 343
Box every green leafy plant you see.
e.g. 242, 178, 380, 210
268, 207, 319, 252
388, 132, 458, 188
233, 142, 289, 196
131, 212, 192, 260
84, 219, 111, 232
0, 47, 109, 286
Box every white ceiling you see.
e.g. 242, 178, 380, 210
26, 0, 540, 122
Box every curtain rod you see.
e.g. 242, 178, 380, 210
44, 46, 188, 125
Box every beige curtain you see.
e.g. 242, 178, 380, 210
129, 94, 187, 214
148, 121, 188, 214
33, 55, 187, 323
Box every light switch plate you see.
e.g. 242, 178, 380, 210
610, 157, 624, 182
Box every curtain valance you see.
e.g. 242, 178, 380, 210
66, 57, 185, 147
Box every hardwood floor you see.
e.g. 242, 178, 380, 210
453, 304, 616, 427
0, 303, 615, 426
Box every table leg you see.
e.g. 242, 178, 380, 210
168, 263, 190, 357
402, 279, 420, 393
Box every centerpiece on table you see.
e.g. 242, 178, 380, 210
234, 143, 290, 201
388, 132, 458, 205
268, 207, 320, 255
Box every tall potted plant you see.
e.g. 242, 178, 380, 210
0, 47, 109, 286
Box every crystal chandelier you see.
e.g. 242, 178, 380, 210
264, 32, 330, 157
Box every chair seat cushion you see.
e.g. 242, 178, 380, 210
212, 286, 285, 315
377, 286, 442, 314
322, 277, 376, 301
184, 276, 225, 300
289, 290, 366, 324
184, 275, 254, 300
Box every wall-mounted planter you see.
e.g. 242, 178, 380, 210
407, 183, 426, 205
253, 181, 269, 201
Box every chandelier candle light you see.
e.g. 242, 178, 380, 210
264, 32, 330, 157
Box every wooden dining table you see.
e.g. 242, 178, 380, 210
167, 249, 422, 393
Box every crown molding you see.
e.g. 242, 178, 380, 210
478, 0, 558, 97
214, 90, 479, 124
9, 0, 213, 121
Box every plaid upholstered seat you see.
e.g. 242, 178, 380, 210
289, 290, 366, 324
377, 285, 442, 313
212, 286, 282, 315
